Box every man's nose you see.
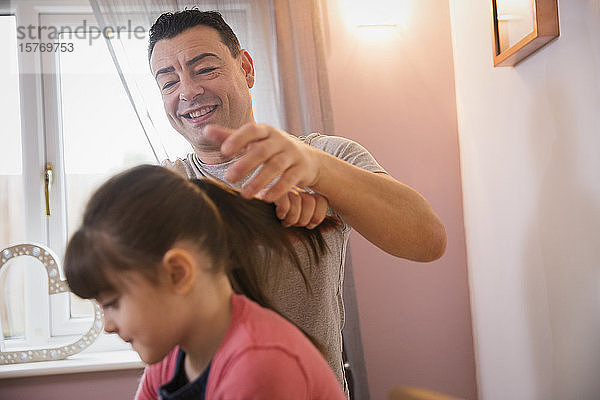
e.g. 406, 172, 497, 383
179, 76, 205, 102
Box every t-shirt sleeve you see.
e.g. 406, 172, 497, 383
161, 158, 196, 179
211, 347, 309, 400
300, 133, 387, 174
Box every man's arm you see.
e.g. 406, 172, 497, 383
311, 151, 446, 261
205, 124, 447, 262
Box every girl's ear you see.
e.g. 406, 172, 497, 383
161, 248, 196, 295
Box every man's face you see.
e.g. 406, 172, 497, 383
150, 25, 255, 152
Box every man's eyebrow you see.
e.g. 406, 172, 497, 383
154, 53, 220, 80
155, 66, 175, 79
186, 53, 221, 66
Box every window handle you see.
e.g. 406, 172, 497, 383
44, 163, 53, 216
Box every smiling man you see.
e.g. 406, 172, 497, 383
147, 9, 447, 396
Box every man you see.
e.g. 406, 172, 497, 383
148, 9, 446, 394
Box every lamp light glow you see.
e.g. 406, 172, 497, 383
343, 0, 409, 29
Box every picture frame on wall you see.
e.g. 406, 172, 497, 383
492, 0, 559, 67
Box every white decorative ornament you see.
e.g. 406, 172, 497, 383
0, 244, 104, 365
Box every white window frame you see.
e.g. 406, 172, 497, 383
39, 12, 103, 338
2, 2, 53, 351
2, 0, 131, 354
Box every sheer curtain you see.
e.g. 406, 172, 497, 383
272, 0, 334, 136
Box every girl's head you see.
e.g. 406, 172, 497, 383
64, 165, 336, 358
64, 165, 229, 299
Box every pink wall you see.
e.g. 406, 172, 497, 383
0, 369, 142, 400
323, 0, 476, 399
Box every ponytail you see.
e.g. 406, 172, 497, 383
190, 179, 339, 310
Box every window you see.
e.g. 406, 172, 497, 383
1, 1, 281, 358
39, 13, 158, 340
1, 6, 161, 353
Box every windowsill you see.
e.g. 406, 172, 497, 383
0, 350, 144, 379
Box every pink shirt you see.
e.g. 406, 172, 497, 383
135, 294, 346, 399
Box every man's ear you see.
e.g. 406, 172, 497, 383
161, 248, 196, 295
239, 49, 255, 88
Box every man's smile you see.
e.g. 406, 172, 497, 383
181, 105, 218, 121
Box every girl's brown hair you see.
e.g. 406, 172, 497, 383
64, 164, 338, 314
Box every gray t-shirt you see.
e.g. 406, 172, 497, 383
162, 133, 386, 390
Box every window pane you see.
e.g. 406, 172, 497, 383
58, 35, 157, 235
0, 15, 25, 339
56, 32, 156, 317
0, 259, 25, 340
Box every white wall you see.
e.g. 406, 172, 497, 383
449, 1, 600, 399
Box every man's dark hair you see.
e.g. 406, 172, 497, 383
148, 9, 241, 61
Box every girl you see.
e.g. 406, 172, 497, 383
64, 165, 346, 400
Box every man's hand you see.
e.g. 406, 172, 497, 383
204, 124, 321, 202
203, 123, 446, 261
265, 188, 329, 229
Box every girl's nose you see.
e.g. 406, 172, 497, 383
103, 315, 117, 334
